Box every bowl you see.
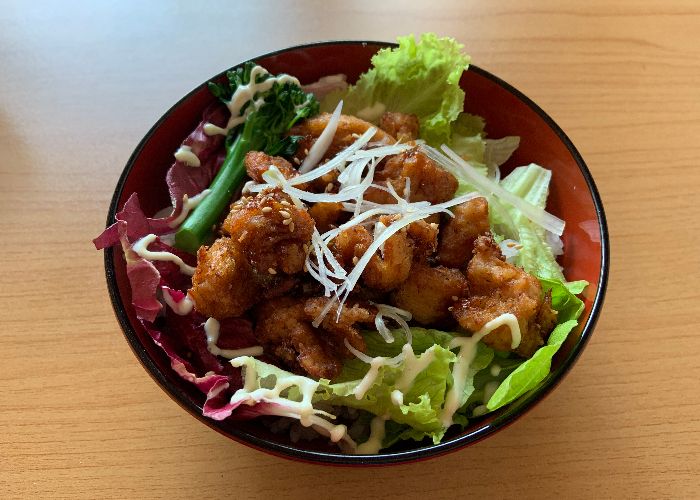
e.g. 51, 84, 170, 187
103, 40, 609, 465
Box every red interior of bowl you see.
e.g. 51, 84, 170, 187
108, 41, 605, 462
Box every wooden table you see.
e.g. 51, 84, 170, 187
2, 1, 699, 497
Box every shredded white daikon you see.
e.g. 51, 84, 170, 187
298, 100, 343, 174
374, 303, 413, 344
245, 131, 492, 327
421, 144, 565, 236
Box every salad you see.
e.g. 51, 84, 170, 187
95, 34, 587, 454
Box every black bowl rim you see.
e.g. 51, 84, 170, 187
104, 39, 609, 466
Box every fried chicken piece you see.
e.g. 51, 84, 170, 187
392, 263, 468, 325
407, 220, 439, 260
304, 297, 375, 354
189, 237, 258, 319
331, 225, 372, 267
438, 197, 490, 268
365, 148, 458, 205
289, 113, 395, 164
254, 297, 342, 379
222, 188, 314, 275
331, 216, 413, 292
451, 235, 558, 357
362, 225, 414, 292
308, 202, 344, 233
253, 296, 376, 379
379, 112, 420, 142
244, 151, 305, 188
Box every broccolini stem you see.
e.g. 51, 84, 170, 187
174, 134, 248, 253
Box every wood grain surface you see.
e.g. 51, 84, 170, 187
2, 0, 699, 498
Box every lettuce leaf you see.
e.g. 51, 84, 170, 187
449, 113, 487, 175
321, 33, 470, 146
497, 163, 568, 282
486, 278, 586, 410
316, 328, 457, 444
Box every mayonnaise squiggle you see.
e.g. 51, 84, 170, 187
203, 65, 301, 137
204, 318, 263, 359
355, 415, 388, 454
230, 356, 356, 451
441, 313, 521, 427
131, 233, 196, 276
483, 380, 500, 404
168, 189, 212, 228
396, 344, 436, 391
162, 289, 194, 316
174, 145, 201, 167
353, 357, 394, 400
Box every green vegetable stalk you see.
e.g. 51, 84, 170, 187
174, 62, 319, 253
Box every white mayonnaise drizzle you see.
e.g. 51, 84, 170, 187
390, 389, 403, 406
353, 357, 391, 400
174, 145, 201, 167
472, 405, 489, 417
162, 290, 194, 316
355, 415, 389, 454
441, 313, 521, 427
168, 189, 212, 228
483, 380, 500, 405
203, 65, 301, 136
396, 344, 436, 392
389, 344, 438, 406
230, 356, 356, 450
472, 381, 502, 417
347, 338, 438, 407
131, 234, 196, 276
204, 318, 263, 359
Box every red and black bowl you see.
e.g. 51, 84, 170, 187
103, 40, 609, 465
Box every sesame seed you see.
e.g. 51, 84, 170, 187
293, 157, 300, 165
325, 183, 334, 193
351, 133, 360, 139
262, 206, 272, 213
448, 306, 454, 312
451, 296, 458, 301
238, 230, 248, 243
281, 200, 291, 206
430, 223, 439, 230
304, 148, 309, 155
352, 256, 359, 265
279, 210, 291, 218
282, 218, 292, 225
268, 268, 277, 275
289, 221, 295, 232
